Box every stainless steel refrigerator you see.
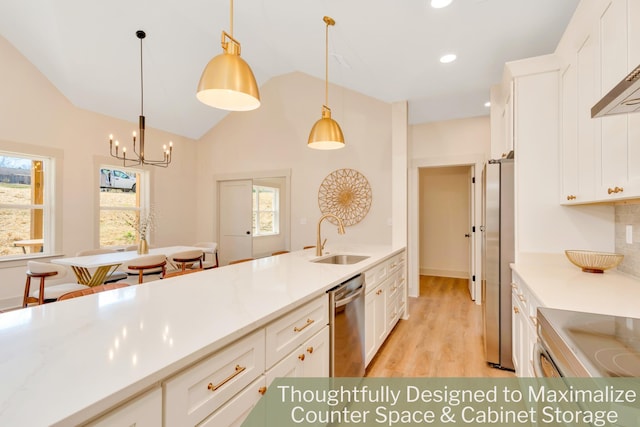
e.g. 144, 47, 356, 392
481, 155, 514, 371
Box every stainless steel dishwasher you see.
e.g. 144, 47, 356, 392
328, 274, 365, 377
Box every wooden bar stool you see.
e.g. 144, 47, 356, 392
168, 250, 204, 272
23, 261, 90, 307
120, 255, 167, 285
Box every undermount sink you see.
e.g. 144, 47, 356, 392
311, 254, 370, 265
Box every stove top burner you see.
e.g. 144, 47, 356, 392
567, 328, 640, 377
539, 308, 640, 377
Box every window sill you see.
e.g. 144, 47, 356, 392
0, 253, 67, 269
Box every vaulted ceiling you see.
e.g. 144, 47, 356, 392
0, 0, 579, 139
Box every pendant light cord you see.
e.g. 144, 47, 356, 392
325, 20, 329, 106
140, 35, 144, 116
230, 0, 234, 36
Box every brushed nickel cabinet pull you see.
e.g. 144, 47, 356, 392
293, 318, 314, 332
258, 386, 267, 395
207, 364, 246, 391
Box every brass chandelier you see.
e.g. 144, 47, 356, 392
109, 30, 173, 168
308, 16, 345, 150
196, 0, 260, 111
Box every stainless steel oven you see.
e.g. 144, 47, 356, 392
328, 274, 365, 377
536, 307, 640, 377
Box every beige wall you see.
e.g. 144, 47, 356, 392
0, 39, 394, 307
408, 116, 490, 298
195, 72, 393, 251
0, 35, 198, 307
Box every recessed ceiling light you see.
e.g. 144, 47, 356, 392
439, 53, 457, 64
484, 101, 491, 107
431, 0, 453, 8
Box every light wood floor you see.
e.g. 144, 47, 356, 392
365, 275, 515, 378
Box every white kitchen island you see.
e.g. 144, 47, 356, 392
0, 245, 405, 426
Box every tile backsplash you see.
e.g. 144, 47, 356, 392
615, 203, 640, 277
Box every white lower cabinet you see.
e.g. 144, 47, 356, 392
265, 327, 330, 385
511, 272, 541, 378
71, 252, 406, 427
364, 251, 406, 367
164, 329, 266, 426
84, 387, 162, 427
163, 295, 329, 427
364, 277, 387, 366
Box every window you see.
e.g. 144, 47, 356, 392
252, 185, 279, 236
99, 166, 147, 246
0, 153, 50, 258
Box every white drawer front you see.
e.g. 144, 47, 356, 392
365, 263, 388, 291
164, 329, 265, 426
198, 376, 266, 427
265, 296, 328, 369
85, 387, 161, 427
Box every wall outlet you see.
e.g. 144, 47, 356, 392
626, 224, 633, 244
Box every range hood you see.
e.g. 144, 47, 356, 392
591, 64, 640, 118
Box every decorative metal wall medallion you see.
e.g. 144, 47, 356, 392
318, 168, 372, 226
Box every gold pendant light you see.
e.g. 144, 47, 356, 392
196, 0, 260, 111
308, 16, 345, 150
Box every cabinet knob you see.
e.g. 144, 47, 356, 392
307, 346, 314, 354
298, 353, 305, 361
258, 386, 267, 395
566, 195, 576, 200
608, 186, 624, 194
513, 306, 520, 314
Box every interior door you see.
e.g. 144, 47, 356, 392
468, 165, 475, 300
219, 180, 253, 266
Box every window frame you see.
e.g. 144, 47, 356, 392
252, 184, 280, 237
98, 164, 150, 248
0, 141, 62, 262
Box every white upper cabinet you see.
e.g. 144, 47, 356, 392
561, 59, 579, 202
559, 0, 640, 203
597, 0, 630, 199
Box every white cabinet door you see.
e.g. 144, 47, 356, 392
364, 286, 377, 366
576, 32, 598, 202
364, 281, 387, 367
301, 327, 330, 377
265, 327, 329, 385
511, 290, 523, 377
561, 60, 579, 203
598, 0, 630, 199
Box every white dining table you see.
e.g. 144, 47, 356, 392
52, 246, 206, 286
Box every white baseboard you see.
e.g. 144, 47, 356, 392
0, 296, 22, 312
420, 268, 468, 279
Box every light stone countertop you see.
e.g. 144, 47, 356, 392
511, 253, 640, 318
0, 244, 404, 426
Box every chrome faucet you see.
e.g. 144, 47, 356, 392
316, 213, 345, 256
